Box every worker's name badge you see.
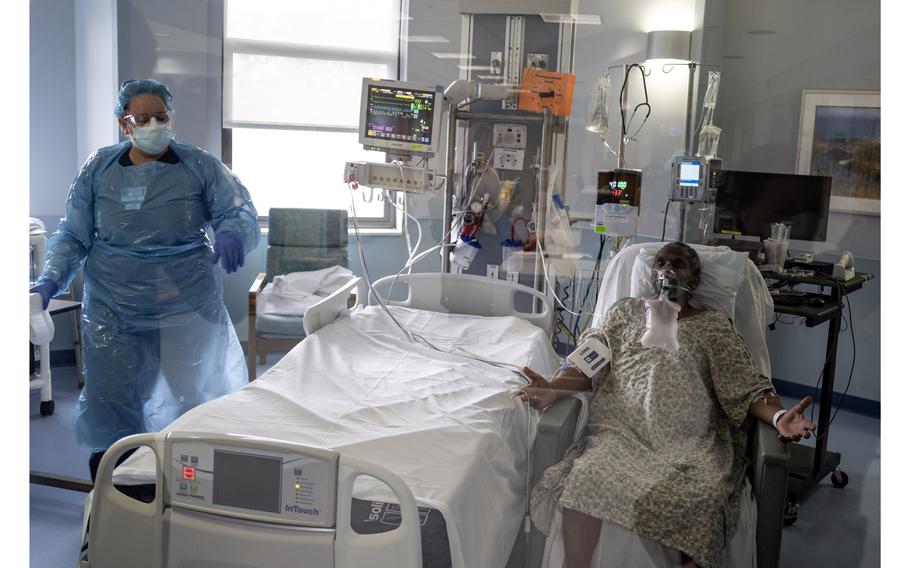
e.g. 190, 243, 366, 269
121, 185, 148, 210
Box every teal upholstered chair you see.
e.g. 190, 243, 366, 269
247, 208, 348, 380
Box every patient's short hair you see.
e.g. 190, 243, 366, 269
662, 241, 701, 277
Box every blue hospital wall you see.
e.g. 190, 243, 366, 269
30, 0, 79, 353
705, 0, 881, 405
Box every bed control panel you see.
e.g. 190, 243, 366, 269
166, 435, 339, 528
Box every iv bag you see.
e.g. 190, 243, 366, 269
585, 73, 611, 134
702, 71, 722, 109
697, 125, 722, 160
696, 71, 722, 159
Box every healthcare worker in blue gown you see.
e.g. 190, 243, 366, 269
30, 79, 260, 481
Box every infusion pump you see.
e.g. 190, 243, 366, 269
670, 156, 722, 202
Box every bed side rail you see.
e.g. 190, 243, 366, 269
302, 276, 366, 335
370, 272, 554, 335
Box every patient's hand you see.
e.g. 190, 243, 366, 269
516, 385, 558, 410
515, 367, 559, 410
776, 396, 817, 443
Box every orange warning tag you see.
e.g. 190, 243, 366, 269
518, 69, 576, 116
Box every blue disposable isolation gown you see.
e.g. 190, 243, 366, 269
38, 139, 260, 452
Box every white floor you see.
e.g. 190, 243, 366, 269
29, 359, 880, 568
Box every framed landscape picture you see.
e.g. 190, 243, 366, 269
796, 90, 880, 215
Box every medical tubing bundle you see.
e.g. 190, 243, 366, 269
573, 235, 608, 343
347, 183, 417, 343
380, 140, 500, 301
349, 146, 533, 374
534, 240, 598, 320
387, 189, 422, 274
388, 161, 417, 265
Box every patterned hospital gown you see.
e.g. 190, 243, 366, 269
531, 297, 773, 568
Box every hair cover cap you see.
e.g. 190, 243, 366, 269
114, 78, 174, 117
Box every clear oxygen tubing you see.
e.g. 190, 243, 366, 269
347, 183, 417, 344
347, 157, 528, 375
389, 161, 415, 269
384, 142, 502, 286
532, 237, 633, 320
387, 189, 422, 274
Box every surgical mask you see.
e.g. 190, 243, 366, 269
130, 118, 173, 155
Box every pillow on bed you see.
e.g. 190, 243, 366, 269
629, 245, 747, 320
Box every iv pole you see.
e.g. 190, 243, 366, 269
677, 61, 697, 242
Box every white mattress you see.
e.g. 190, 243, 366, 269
115, 305, 560, 568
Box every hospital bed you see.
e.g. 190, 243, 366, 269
79, 273, 584, 568
79, 248, 786, 568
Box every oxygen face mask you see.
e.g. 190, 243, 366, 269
650, 267, 695, 303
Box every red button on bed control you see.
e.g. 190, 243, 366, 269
183, 466, 196, 480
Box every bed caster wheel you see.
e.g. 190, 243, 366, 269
831, 469, 849, 489
40, 400, 55, 416
783, 502, 799, 526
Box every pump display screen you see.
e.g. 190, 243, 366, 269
679, 161, 701, 187
212, 450, 282, 513
364, 85, 437, 146
597, 169, 642, 206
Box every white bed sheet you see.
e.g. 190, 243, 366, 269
115, 305, 559, 568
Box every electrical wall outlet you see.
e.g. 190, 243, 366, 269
487, 264, 500, 279
506, 271, 519, 283
527, 53, 549, 70
493, 124, 527, 149
490, 51, 503, 75
492, 148, 524, 170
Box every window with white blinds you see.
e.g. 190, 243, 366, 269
223, 0, 403, 229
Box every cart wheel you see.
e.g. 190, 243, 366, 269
783, 502, 799, 526
831, 469, 849, 489
40, 400, 55, 416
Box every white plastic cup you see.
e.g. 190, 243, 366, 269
763, 239, 781, 266
776, 241, 788, 265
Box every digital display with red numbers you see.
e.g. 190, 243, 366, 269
597, 169, 642, 206
183, 466, 196, 480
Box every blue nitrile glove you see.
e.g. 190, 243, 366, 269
30, 280, 58, 311
212, 234, 245, 273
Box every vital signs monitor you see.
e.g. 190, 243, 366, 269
358, 78, 443, 156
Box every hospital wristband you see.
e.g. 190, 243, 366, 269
772, 409, 787, 430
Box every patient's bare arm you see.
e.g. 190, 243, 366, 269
748, 391, 817, 443
516, 366, 593, 410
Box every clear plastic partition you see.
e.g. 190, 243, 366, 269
30, 1, 881, 566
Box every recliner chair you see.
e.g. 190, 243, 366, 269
247, 208, 348, 380
528, 242, 789, 568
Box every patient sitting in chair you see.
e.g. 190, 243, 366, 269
519, 242, 815, 568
